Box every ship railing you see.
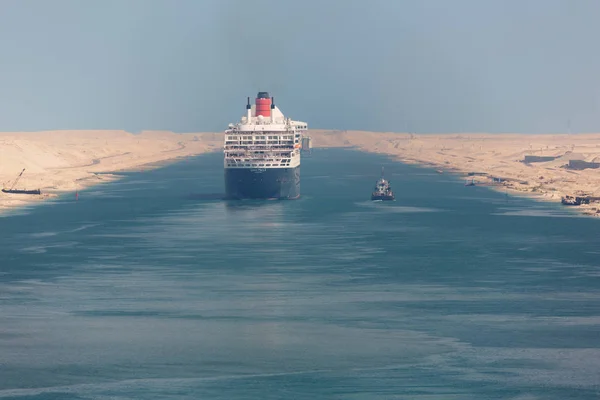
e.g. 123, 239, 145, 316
233, 155, 283, 161
227, 158, 289, 165
236, 150, 292, 157
226, 153, 283, 159
224, 149, 290, 154
241, 145, 293, 150
227, 155, 289, 161
227, 153, 290, 158
224, 148, 294, 154
224, 143, 294, 149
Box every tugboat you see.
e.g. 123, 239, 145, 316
371, 167, 395, 201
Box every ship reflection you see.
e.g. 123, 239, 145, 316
223, 199, 282, 213
185, 192, 285, 214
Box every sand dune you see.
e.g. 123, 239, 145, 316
0, 130, 221, 213
310, 130, 600, 217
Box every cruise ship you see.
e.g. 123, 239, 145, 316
223, 92, 308, 199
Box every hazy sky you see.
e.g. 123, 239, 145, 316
0, 0, 599, 133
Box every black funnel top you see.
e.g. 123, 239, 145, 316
257, 92, 270, 99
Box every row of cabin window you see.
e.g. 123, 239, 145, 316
224, 141, 294, 146
228, 135, 293, 140
227, 163, 290, 167
239, 141, 293, 145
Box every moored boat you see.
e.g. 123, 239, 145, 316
2, 169, 41, 195
2, 188, 41, 195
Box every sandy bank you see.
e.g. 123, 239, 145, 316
309, 130, 600, 217
0, 130, 221, 214
4, 128, 599, 218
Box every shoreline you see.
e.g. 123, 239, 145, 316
309, 130, 600, 218
392, 154, 599, 217
2, 129, 599, 218
395, 154, 599, 217
0, 152, 222, 217
0, 131, 221, 216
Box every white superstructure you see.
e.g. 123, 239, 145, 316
224, 96, 308, 170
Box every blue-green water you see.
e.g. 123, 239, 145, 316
1, 149, 599, 399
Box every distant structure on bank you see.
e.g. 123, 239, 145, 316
301, 135, 312, 156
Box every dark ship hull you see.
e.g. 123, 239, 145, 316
225, 166, 300, 200
371, 193, 395, 201
2, 188, 41, 195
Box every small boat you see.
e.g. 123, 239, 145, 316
371, 167, 395, 201
465, 178, 475, 186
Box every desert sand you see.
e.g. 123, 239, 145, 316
310, 130, 600, 217
0, 130, 221, 214
2, 129, 599, 217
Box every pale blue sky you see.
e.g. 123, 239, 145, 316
0, 0, 599, 133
